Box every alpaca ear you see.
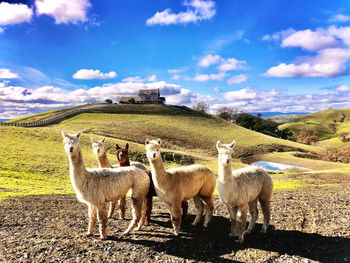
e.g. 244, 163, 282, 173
62, 130, 68, 138
91, 136, 95, 143
125, 143, 129, 149
116, 144, 121, 150
229, 140, 236, 149
145, 139, 150, 145
216, 141, 222, 149
76, 131, 82, 138
157, 138, 161, 145
101, 137, 105, 143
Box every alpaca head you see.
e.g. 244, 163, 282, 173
62, 130, 82, 155
91, 137, 106, 157
116, 143, 129, 163
145, 139, 161, 160
216, 140, 236, 166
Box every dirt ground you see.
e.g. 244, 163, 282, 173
0, 182, 350, 262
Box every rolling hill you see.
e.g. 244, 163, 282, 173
279, 108, 350, 142
1, 103, 348, 200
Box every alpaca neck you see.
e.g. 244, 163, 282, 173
68, 148, 88, 184
148, 156, 167, 186
97, 152, 112, 168
218, 162, 233, 183
119, 159, 130, 167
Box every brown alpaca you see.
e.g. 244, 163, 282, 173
116, 143, 188, 226
145, 139, 216, 235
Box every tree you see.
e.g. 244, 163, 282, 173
105, 99, 113, 104
297, 128, 318, 145
216, 106, 240, 121
193, 101, 209, 113
338, 132, 349, 142
128, 98, 136, 104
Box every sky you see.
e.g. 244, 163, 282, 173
1, 0, 350, 119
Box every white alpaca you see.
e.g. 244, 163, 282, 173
145, 139, 216, 235
216, 140, 273, 243
91, 137, 147, 219
62, 131, 150, 240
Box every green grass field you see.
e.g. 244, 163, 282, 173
0, 105, 343, 200
279, 108, 350, 142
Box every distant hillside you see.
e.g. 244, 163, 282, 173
6, 103, 201, 124
279, 108, 350, 141
266, 114, 305, 124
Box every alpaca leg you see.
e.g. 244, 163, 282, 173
228, 206, 238, 237
260, 199, 271, 233
97, 204, 108, 240
192, 195, 204, 226
236, 205, 247, 244
123, 198, 142, 234
87, 204, 97, 236
136, 199, 147, 230
171, 204, 182, 236
246, 199, 258, 233
181, 200, 188, 217
201, 196, 214, 228
108, 201, 117, 219
144, 195, 153, 226
119, 196, 127, 219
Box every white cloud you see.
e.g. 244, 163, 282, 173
263, 26, 350, 78
0, 2, 33, 25
168, 68, 187, 74
263, 48, 350, 78
227, 74, 247, 85
189, 72, 227, 82
122, 75, 157, 83
0, 69, 19, 79
73, 69, 117, 80
223, 87, 257, 101
329, 14, 350, 23
122, 76, 144, 83
262, 28, 296, 41
335, 85, 350, 92
35, 0, 91, 24
198, 54, 221, 67
217, 58, 247, 71
281, 28, 340, 51
171, 74, 181, 80
146, 0, 215, 26
148, 74, 157, 82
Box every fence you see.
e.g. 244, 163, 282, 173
0, 108, 87, 128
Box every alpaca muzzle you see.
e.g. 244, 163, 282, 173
70, 147, 74, 153
226, 159, 230, 165
153, 153, 156, 158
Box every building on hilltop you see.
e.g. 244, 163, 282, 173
118, 89, 165, 104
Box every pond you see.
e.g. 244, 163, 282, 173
251, 161, 310, 171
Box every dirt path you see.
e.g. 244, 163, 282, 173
0, 184, 349, 262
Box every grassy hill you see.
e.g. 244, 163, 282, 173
279, 108, 350, 141
1, 104, 347, 200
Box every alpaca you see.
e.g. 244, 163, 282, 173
145, 139, 216, 235
62, 131, 150, 240
216, 140, 273, 243
116, 142, 188, 226
91, 137, 147, 219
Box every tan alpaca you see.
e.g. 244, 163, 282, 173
145, 139, 216, 235
91, 137, 147, 219
62, 131, 150, 240
216, 140, 273, 243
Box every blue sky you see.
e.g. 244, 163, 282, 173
1, 0, 350, 119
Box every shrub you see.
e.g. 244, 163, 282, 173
338, 132, 349, 142
297, 128, 318, 145
320, 144, 350, 163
